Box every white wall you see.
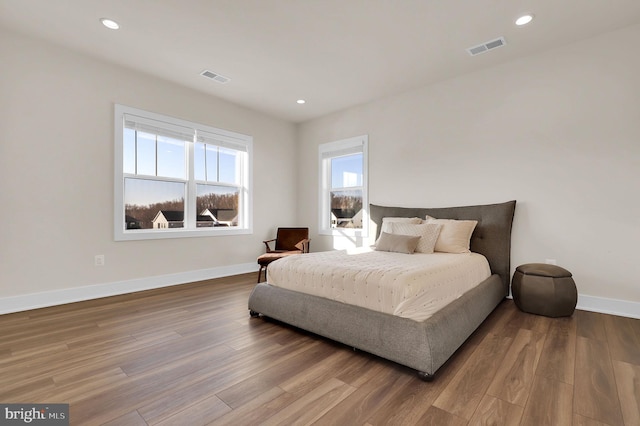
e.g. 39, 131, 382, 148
297, 24, 640, 310
0, 28, 297, 308
2, 23, 638, 316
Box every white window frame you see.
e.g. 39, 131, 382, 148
318, 135, 368, 237
114, 104, 253, 241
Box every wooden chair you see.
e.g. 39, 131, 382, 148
257, 227, 310, 282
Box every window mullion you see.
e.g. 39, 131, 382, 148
204, 143, 208, 182
217, 146, 220, 182
186, 137, 196, 229
134, 131, 138, 175
154, 135, 158, 177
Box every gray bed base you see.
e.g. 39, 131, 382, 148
248, 200, 516, 380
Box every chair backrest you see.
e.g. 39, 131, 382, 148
275, 227, 309, 251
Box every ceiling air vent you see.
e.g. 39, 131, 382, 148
200, 70, 231, 84
466, 37, 506, 56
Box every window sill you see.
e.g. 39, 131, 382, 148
115, 227, 252, 241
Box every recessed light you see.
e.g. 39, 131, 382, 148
515, 14, 534, 26
100, 18, 120, 30
296, 99, 306, 104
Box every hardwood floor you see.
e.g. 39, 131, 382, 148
1, 273, 639, 425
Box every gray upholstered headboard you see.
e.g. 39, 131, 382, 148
369, 200, 516, 294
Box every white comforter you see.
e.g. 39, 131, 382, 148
267, 247, 491, 322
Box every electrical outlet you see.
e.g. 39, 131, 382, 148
545, 258, 557, 265
95, 255, 105, 266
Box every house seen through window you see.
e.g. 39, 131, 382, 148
115, 104, 252, 240
330, 153, 363, 228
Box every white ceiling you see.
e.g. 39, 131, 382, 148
2, 0, 640, 123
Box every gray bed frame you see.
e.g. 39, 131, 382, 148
248, 200, 516, 380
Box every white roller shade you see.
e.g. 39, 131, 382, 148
196, 130, 248, 152
124, 113, 194, 142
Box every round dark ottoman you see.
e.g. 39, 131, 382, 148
511, 263, 577, 317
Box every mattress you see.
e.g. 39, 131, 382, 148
267, 248, 491, 322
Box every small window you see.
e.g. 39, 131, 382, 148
319, 135, 368, 236
114, 104, 252, 240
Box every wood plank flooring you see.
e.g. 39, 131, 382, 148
1, 273, 638, 425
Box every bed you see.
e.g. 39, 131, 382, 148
247, 200, 516, 380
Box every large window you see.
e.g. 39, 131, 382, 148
319, 135, 368, 236
114, 104, 252, 240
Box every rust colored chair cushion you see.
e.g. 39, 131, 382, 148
257, 251, 301, 267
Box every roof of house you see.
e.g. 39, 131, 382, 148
216, 209, 238, 222
201, 208, 237, 222
331, 208, 357, 219
157, 210, 184, 222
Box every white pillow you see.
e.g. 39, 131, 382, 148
389, 222, 442, 254
380, 217, 422, 234
424, 217, 478, 254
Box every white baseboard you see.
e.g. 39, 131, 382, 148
0, 263, 257, 315
507, 293, 639, 319
576, 294, 640, 319
3, 270, 638, 320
